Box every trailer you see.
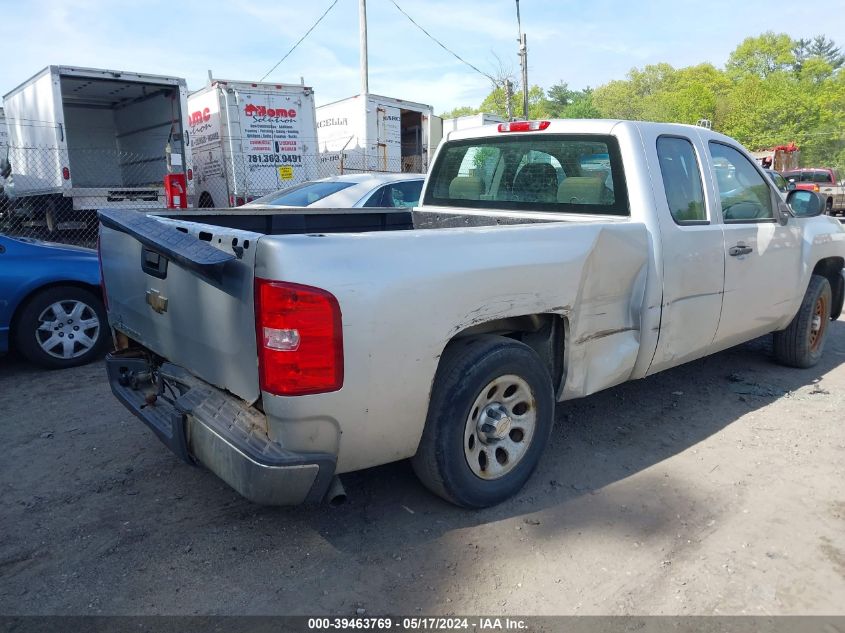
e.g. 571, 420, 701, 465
188, 78, 319, 208
442, 113, 504, 136
316, 93, 442, 176
2, 65, 193, 232
752, 143, 800, 173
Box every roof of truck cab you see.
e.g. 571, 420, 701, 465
445, 119, 737, 144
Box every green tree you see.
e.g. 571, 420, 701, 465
439, 32, 845, 171
727, 32, 796, 78
794, 35, 845, 72
439, 105, 479, 119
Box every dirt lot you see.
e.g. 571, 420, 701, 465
1, 320, 844, 616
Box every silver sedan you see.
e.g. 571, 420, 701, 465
243, 173, 425, 209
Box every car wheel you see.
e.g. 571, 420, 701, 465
773, 274, 831, 369
412, 335, 554, 508
14, 286, 109, 369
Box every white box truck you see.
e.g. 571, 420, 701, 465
316, 93, 442, 176
0, 107, 8, 155
0, 107, 10, 215
2, 65, 193, 231
188, 78, 319, 208
442, 113, 504, 135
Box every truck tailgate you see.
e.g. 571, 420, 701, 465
98, 210, 262, 402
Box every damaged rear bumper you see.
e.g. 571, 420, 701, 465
106, 353, 336, 505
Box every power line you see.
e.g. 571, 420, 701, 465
387, 0, 499, 86
259, 0, 342, 82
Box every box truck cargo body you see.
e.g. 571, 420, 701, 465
0, 107, 8, 155
188, 79, 319, 208
316, 93, 442, 176
0, 108, 10, 213
2, 65, 193, 230
442, 113, 504, 136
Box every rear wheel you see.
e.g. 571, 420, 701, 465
773, 275, 831, 368
198, 192, 214, 208
14, 286, 109, 369
412, 335, 554, 508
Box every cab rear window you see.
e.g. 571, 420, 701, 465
424, 134, 629, 216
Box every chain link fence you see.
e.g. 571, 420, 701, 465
1, 145, 422, 249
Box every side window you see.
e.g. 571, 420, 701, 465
362, 186, 387, 207
708, 142, 774, 222
386, 180, 423, 208
656, 136, 707, 224
772, 173, 788, 193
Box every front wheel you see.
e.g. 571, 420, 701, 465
773, 275, 831, 368
14, 286, 109, 369
412, 335, 554, 508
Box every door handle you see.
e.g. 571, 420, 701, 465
729, 243, 753, 256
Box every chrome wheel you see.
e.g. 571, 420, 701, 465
464, 374, 537, 480
35, 300, 101, 360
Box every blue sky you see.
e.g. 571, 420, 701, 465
2, 0, 844, 114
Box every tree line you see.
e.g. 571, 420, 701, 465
441, 33, 845, 171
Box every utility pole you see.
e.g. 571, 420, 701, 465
359, 0, 369, 95
516, 0, 528, 119
504, 79, 514, 120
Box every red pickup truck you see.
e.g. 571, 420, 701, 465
782, 168, 845, 216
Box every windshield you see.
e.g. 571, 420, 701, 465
767, 171, 788, 192
423, 134, 629, 216
248, 181, 356, 206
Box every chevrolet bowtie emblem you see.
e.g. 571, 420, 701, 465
145, 289, 169, 314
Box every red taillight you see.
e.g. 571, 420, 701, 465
497, 120, 551, 133
96, 235, 109, 311
62, 167, 70, 180
187, 168, 193, 181
255, 279, 343, 396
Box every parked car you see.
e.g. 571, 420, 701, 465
782, 168, 845, 216
99, 119, 845, 509
243, 173, 426, 209
764, 169, 793, 197
0, 235, 108, 368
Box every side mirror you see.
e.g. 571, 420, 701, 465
0, 158, 10, 180
786, 189, 824, 217
787, 181, 796, 191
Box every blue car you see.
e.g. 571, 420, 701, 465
0, 235, 109, 368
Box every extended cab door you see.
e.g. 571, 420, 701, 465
708, 141, 802, 350
645, 132, 726, 374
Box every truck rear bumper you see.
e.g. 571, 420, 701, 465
106, 353, 336, 505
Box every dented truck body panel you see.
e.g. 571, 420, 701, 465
253, 220, 651, 473
98, 119, 845, 504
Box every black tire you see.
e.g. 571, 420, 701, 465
14, 286, 109, 369
198, 192, 214, 208
412, 335, 554, 508
773, 275, 832, 369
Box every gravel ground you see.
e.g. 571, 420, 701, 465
1, 320, 844, 616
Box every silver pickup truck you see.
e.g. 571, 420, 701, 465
99, 119, 845, 508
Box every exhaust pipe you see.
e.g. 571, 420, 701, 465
325, 476, 347, 506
